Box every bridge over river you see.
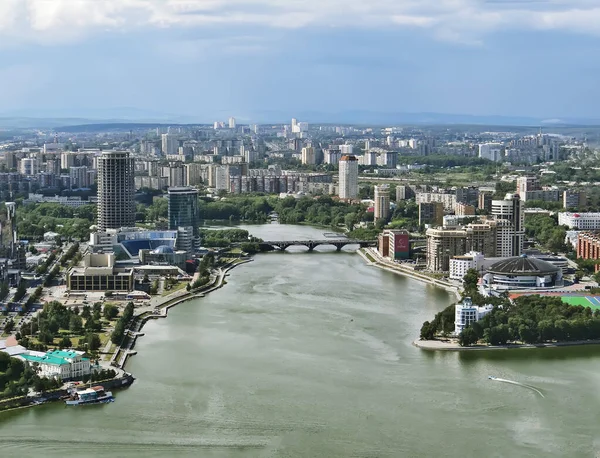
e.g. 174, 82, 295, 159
260, 239, 376, 252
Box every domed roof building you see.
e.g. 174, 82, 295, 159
483, 254, 563, 290
153, 245, 175, 255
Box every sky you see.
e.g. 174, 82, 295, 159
0, 0, 600, 123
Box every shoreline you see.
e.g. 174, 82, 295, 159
0, 259, 251, 415
413, 338, 600, 351
358, 248, 462, 300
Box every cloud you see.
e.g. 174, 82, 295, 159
1, 0, 600, 45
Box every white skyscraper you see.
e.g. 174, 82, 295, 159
229, 117, 236, 129
338, 155, 358, 200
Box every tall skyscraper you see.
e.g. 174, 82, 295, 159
97, 151, 135, 231
229, 117, 236, 129
374, 185, 390, 221
492, 193, 524, 257
168, 187, 200, 252
161, 133, 178, 155
338, 155, 358, 200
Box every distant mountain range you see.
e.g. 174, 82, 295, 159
1, 108, 599, 129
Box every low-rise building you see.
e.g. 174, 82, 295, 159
19, 349, 93, 380
558, 212, 600, 230
67, 253, 134, 291
454, 298, 493, 335
449, 252, 484, 281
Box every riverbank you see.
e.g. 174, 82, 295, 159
358, 248, 462, 300
414, 338, 600, 351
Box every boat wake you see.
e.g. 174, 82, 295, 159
488, 376, 545, 398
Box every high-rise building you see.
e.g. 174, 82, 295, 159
492, 193, 524, 257
70, 166, 89, 189
168, 187, 200, 252
340, 144, 353, 156
374, 185, 390, 221
338, 155, 358, 200
161, 134, 178, 156
301, 147, 316, 165
19, 158, 38, 176
516, 176, 540, 197
229, 117, 236, 129
185, 163, 204, 187
419, 202, 444, 226
478, 143, 503, 162
97, 151, 135, 231
563, 190, 587, 210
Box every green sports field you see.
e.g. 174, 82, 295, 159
561, 296, 600, 310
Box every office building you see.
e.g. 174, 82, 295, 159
168, 187, 201, 252
161, 134, 178, 155
492, 193, 524, 257
419, 202, 444, 227
301, 147, 316, 165
338, 155, 358, 200
374, 185, 391, 221
67, 253, 134, 291
563, 190, 587, 210
97, 151, 135, 231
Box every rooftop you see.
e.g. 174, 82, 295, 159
487, 255, 560, 276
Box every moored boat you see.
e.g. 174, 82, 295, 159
65, 385, 114, 406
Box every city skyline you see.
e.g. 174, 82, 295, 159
1, 1, 600, 122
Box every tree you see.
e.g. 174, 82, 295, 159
103, 304, 119, 320
420, 321, 435, 340
111, 320, 125, 344
69, 314, 83, 333
458, 327, 478, 346
4, 319, 14, 333
58, 336, 72, 349
86, 333, 101, 351
463, 269, 480, 291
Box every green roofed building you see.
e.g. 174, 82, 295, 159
19, 349, 93, 380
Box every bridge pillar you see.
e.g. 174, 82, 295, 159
335, 243, 343, 252
307, 243, 316, 252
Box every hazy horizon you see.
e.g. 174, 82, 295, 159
1, 1, 599, 122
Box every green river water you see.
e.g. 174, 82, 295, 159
1, 225, 600, 457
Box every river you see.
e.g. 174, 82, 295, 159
1, 224, 600, 457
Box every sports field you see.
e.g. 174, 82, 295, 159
561, 296, 600, 310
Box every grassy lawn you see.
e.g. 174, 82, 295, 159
161, 282, 188, 296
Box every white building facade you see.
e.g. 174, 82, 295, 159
454, 298, 493, 335
449, 252, 485, 281
558, 212, 600, 230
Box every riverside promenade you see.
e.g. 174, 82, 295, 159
358, 248, 461, 300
